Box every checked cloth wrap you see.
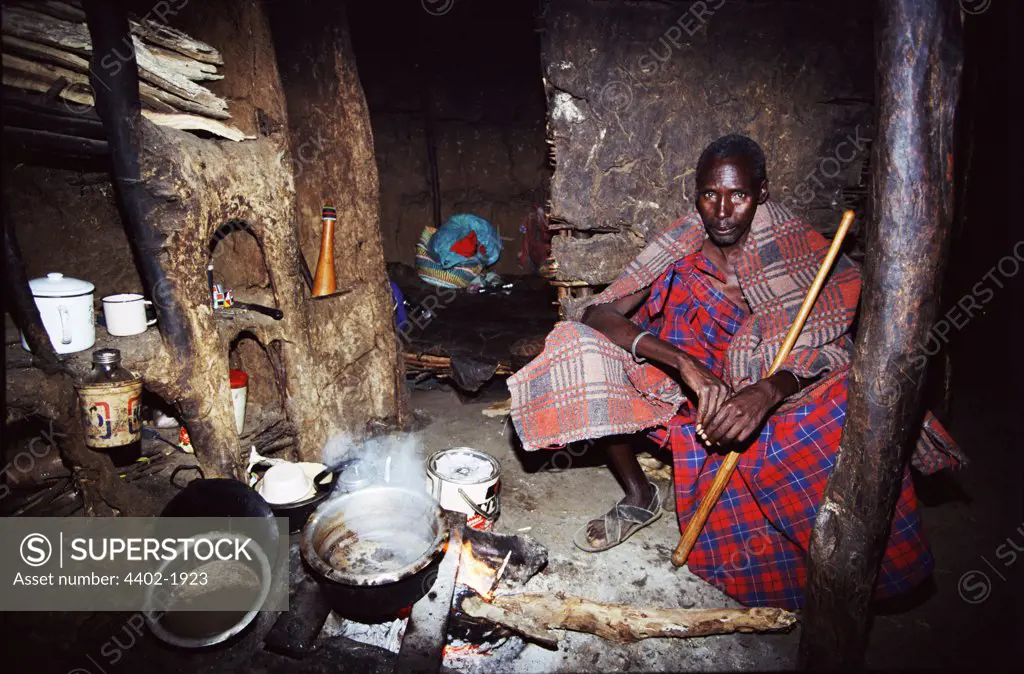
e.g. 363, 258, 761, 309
507, 200, 966, 607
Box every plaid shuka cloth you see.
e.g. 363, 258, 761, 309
508, 199, 966, 474
641, 253, 932, 608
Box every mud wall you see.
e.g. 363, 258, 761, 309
542, 0, 875, 285
3, 167, 138, 299
268, 0, 403, 437
4, 0, 400, 475
348, 1, 551, 278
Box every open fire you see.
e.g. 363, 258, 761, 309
457, 539, 504, 600
441, 536, 521, 663
330, 525, 545, 668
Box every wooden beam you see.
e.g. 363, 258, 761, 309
3, 125, 108, 154
2, 104, 106, 138
798, 0, 962, 668
79, 0, 191, 361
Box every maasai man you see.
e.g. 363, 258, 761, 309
508, 135, 964, 609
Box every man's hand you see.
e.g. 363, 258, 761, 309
676, 354, 732, 431
701, 379, 783, 446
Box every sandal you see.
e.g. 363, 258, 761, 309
573, 482, 663, 552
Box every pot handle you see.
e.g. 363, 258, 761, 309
312, 468, 334, 494
458, 487, 493, 521
144, 300, 157, 326
58, 305, 72, 344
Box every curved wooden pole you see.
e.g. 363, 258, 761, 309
671, 209, 856, 568
800, 0, 962, 665
81, 0, 191, 356
3, 205, 64, 374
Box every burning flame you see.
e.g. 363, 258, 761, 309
443, 642, 486, 658
458, 539, 497, 600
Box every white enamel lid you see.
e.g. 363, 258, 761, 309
29, 272, 95, 298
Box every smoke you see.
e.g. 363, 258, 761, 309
321, 431, 427, 493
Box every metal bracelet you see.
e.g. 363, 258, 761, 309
630, 330, 652, 363
778, 370, 801, 389
774, 370, 801, 401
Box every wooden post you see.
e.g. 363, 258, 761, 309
798, 0, 962, 668
82, 0, 243, 480
81, 0, 191, 357
2, 206, 64, 374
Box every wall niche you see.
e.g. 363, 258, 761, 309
208, 219, 278, 309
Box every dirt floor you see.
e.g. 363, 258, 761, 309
411, 383, 798, 672
405, 276, 1020, 670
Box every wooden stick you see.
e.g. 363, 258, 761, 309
15, 1, 87, 23
403, 352, 513, 376
3, 6, 229, 114
671, 209, 856, 568
2, 103, 106, 138
3, 125, 108, 154
2, 52, 228, 118
461, 593, 797, 647
2, 207, 64, 374
139, 111, 250, 142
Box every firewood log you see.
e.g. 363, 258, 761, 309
2, 52, 230, 119
126, 15, 223, 65
21, 0, 225, 65
2, 6, 228, 115
462, 593, 798, 647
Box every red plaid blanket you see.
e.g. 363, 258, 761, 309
643, 253, 933, 607
508, 200, 965, 473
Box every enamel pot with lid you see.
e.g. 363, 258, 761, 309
20, 272, 95, 354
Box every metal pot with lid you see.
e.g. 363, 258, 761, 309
20, 272, 95, 354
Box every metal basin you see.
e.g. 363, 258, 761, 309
301, 485, 449, 621
144, 478, 282, 649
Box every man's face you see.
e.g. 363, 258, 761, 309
695, 156, 768, 249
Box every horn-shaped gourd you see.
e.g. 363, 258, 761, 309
311, 201, 337, 297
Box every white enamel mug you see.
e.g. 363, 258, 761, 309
103, 293, 157, 336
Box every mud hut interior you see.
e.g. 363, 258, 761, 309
1, 0, 1016, 672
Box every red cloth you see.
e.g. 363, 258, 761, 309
508, 200, 967, 474
449, 229, 479, 259
583, 200, 862, 401
642, 253, 933, 609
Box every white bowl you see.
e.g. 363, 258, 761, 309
258, 463, 313, 505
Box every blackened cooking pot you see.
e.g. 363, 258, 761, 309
147, 478, 284, 648
300, 485, 448, 622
